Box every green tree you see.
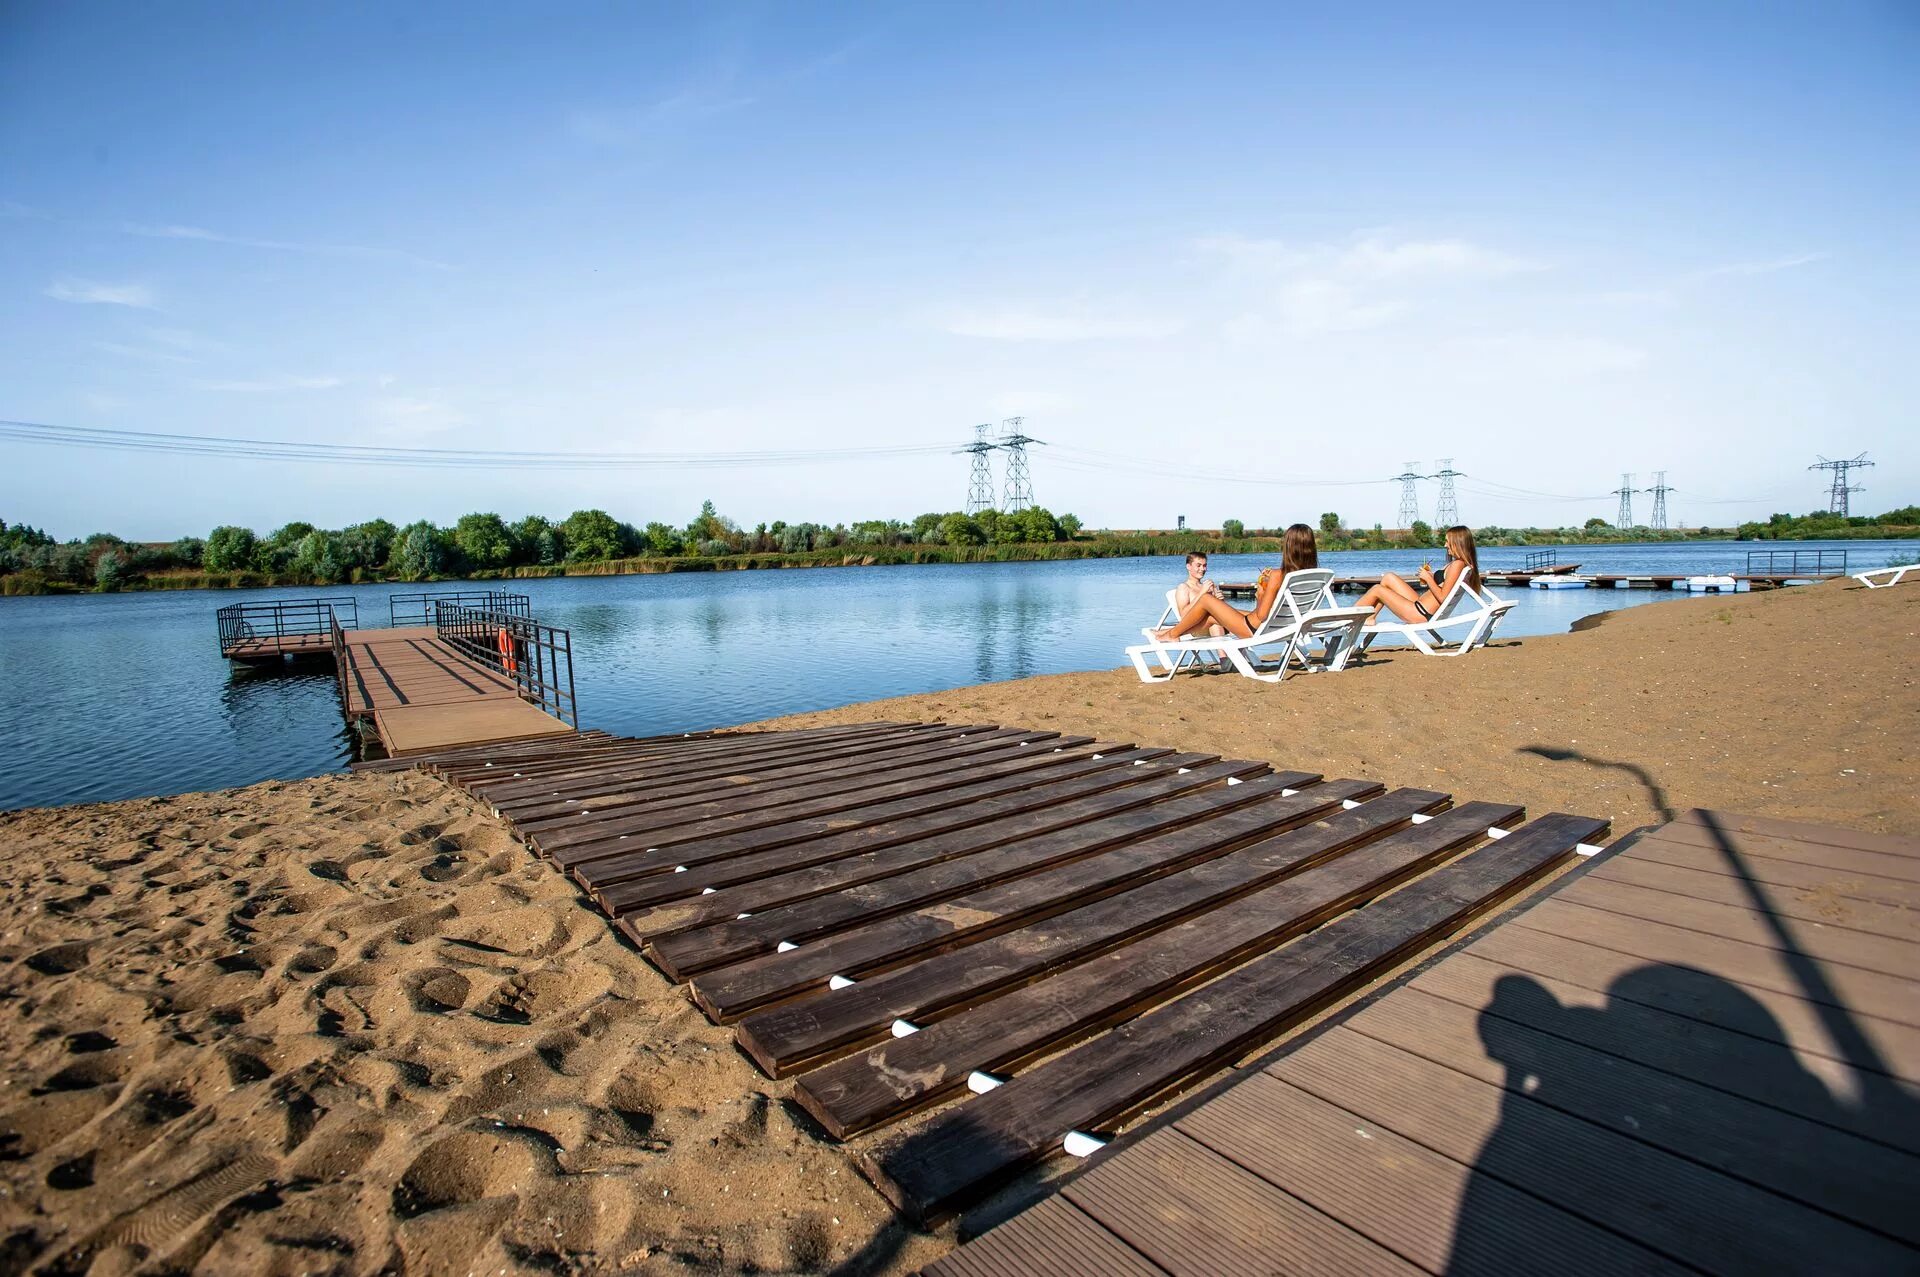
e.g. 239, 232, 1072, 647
644, 521, 684, 555
973, 508, 1002, 543
1221, 518, 1245, 538
1408, 519, 1434, 548
339, 519, 397, 572
1057, 513, 1082, 539
453, 512, 514, 569
390, 520, 444, 580
93, 550, 124, 591
910, 512, 944, 543
561, 509, 625, 561
937, 512, 984, 546
1014, 506, 1061, 542
509, 515, 552, 564
1584, 517, 1612, 534
1319, 512, 1341, 535
203, 525, 258, 572
290, 530, 346, 583
685, 499, 734, 546
168, 536, 205, 568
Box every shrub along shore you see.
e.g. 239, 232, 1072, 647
2, 501, 1914, 596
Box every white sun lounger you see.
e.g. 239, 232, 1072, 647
1357, 574, 1501, 657
1853, 564, 1919, 589
1126, 568, 1374, 683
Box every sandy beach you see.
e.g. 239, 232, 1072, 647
2, 578, 1913, 1275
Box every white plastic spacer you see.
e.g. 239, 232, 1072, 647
776, 940, 798, 953
1133, 759, 1148, 765
1062, 1130, 1109, 1157
674, 865, 687, 873
1092, 753, 1104, 760
1575, 843, 1605, 857
581, 809, 591, 814
484, 762, 494, 767
828, 975, 856, 990
891, 1019, 921, 1038
1176, 767, 1191, 774
968, 1070, 1008, 1094
1342, 799, 1362, 810
1486, 826, 1511, 840
736, 912, 753, 920
1227, 776, 1243, 786
1409, 812, 1433, 824
701, 887, 716, 895
1280, 788, 1298, 797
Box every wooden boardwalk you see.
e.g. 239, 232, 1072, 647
385, 721, 1614, 1221
337, 626, 574, 757
928, 809, 1920, 1275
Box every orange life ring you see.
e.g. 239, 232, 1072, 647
496, 627, 517, 675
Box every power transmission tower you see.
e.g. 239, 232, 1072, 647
1646, 471, 1675, 530
1393, 462, 1423, 529
956, 423, 998, 515
999, 417, 1044, 511
1431, 459, 1463, 527
1613, 473, 1637, 528
1810, 453, 1873, 516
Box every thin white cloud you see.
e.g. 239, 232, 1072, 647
97, 341, 197, 365
46, 278, 156, 308
1275, 280, 1409, 334
944, 307, 1183, 342
1197, 231, 1540, 280
1690, 252, 1828, 280
193, 375, 343, 392
568, 89, 756, 146
369, 394, 467, 432
122, 222, 453, 270
1447, 334, 1648, 376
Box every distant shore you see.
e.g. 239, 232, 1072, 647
9, 525, 1905, 596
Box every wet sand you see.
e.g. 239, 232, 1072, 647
1, 576, 1911, 1275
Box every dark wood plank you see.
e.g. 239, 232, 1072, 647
1176, 1072, 1685, 1276
793, 799, 1518, 1135
921, 1195, 1163, 1277
470, 722, 954, 802
1343, 986, 1920, 1240
600, 750, 1206, 922
1510, 899, 1920, 1027
1269, 1026, 1917, 1274
1626, 832, 1920, 909
688, 772, 1321, 1022
747, 786, 1462, 1078
1674, 808, 1920, 859
443, 721, 911, 784
564, 742, 1150, 883
1591, 853, 1920, 937
1063, 1127, 1423, 1277
860, 813, 1605, 1220
1555, 873, 1920, 977
503, 727, 1042, 831
1457, 923, 1920, 1084
530, 730, 1070, 855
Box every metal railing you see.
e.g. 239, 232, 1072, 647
1745, 549, 1847, 577
330, 608, 351, 716
389, 590, 531, 627
217, 597, 359, 658
1525, 549, 1560, 571
432, 601, 578, 727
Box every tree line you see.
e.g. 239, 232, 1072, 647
0, 501, 1083, 592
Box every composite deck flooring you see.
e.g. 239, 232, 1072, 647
388, 721, 1615, 1220
927, 809, 1920, 1276
337, 626, 573, 757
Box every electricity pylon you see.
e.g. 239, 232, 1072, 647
957, 423, 997, 514
1810, 454, 1872, 516
1431, 459, 1463, 527
1394, 462, 1423, 529
999, 417, 1044, 512
1613, 473, 1636, 528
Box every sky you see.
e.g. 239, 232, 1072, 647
2, 1, 1915, 540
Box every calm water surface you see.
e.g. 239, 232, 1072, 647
1, 539, 1908, 810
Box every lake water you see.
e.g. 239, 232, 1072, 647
1, 539, 1909, 811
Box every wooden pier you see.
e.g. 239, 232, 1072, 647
1220, 570, 1837, 598
929, 809, 1920, 1275
370, 721, 1613, 1222
219, 594, 579, 759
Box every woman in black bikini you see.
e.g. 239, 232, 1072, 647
1354, 524, 1480, 623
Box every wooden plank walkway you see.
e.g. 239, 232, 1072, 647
337, 626, 573, 757
927, 809, 1920, 1276
390, 720, 1614, 1221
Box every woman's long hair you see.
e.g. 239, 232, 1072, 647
1282, 523, 1318, 575
1445, 525, 1479, 583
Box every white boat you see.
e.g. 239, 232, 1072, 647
1681, 575, 1741, 592
1529, 575, 1592, 589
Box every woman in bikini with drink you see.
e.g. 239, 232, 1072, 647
1351, 524, 1481, 623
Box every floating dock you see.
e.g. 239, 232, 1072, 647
218, 593, 579, 758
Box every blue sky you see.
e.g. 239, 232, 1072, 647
2, 1, 1914, 539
